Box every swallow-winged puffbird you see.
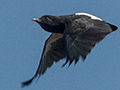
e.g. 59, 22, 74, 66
21, 13, 118, 87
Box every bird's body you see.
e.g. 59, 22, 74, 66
22, 13, 118, 87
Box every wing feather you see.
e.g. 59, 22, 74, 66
21, 33, 66, 87
63, 19, 115, 66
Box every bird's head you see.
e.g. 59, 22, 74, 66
32, 15, 55, 24
32, 15, 65, 33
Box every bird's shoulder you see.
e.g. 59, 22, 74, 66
59, 13, 103, 34
59, 13, 102, 23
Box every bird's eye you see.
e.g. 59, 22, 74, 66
46, 17, 52, 22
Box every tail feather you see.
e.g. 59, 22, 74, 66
108, 23, 118, 31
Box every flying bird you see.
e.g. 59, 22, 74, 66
21, 13, 118, 87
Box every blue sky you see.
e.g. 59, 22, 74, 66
0, 0, 120, 90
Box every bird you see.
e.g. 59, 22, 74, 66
21, 12, 118, 87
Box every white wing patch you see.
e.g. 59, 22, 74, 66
75, 13, 103, 21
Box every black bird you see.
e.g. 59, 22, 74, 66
21, 13, 118, 87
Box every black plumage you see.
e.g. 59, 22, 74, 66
21, 13, 118, 87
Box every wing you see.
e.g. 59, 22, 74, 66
62, 18, 117, 67
21, 33, 66, 87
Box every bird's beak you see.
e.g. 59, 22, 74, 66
32, 18, 39, 22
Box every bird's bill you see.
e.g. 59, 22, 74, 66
32, 18, 39, 22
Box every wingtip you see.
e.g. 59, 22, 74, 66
21, 74, 37, 88
21, 78, 34, 88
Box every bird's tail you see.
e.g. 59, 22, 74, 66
109, 23, 118, 31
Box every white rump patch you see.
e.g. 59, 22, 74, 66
75, 13, 103, 21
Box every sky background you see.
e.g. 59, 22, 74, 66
0, 0, 120, 90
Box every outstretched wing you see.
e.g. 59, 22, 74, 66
63, 17, 117, 67
21, 33, 66, 87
